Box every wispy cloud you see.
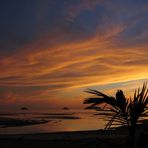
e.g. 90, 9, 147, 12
0, 0, 147, 109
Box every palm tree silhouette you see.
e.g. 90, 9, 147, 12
83, 82, 148, 148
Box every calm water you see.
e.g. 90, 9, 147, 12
0, 109, 106, 134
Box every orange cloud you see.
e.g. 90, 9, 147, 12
0, 24, 148, 90
0, 2, 148, 109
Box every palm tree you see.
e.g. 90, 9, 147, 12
83, 82, 148, 148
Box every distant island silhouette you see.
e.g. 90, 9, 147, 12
62, 107, 69, 110
21, 107, 28, 110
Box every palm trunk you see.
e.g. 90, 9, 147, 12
129, 124, 136, 148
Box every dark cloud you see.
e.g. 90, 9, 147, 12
0, 0, 147, 109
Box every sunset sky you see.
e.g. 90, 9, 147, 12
0, 0, 148, 110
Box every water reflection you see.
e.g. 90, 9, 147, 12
0, 109, 106, 134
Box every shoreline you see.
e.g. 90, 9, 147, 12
0, 125, 148, 148
0, 129, 126, 148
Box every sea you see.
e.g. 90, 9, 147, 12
0, 109, 106, 134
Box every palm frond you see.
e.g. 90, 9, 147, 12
84, 82, 148, 131
84, 89, 117, 107
84, 82, 148, 148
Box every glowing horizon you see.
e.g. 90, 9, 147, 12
0, 0, 148, 110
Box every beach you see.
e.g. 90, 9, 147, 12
0, 127, 148, 148
0, 130, 125, 148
